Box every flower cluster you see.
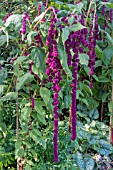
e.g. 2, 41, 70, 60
46, 13, 62, 162
3, 13, 12, 22
34, 28, 43, 47
87, 15, 100, 89
65, 28, 88, 140
21, 12, 30, 34
38, 3, 41, 16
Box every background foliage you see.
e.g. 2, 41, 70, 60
0, 0, 113, 169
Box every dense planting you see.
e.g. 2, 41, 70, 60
0, 0, 113, 169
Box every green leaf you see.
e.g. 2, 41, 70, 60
27, 31, 37, 45
103, 46, 113, 65
0, 35, 7, 46
5, 14, 22, 28
62, 27, 70, 45
95, 45, 103, 60
17, 148, 24, 158
34, 104, 46, 125
85, 158, 95, 170
69, 22, 86, 32
0, 68, 7, 84
68, 16, 75, 25
40, 87, 50, 105
58, 44, 72, 78
79, 53, 89, 66
25, 164, 32, 170
0, 92, 18, 101
15, 141, 22, 150
32, 48, 46, 72
0, 20, 5, 27
76, 153, 85, 170
0, 123, 7, 134
86, 97, 99, 110
16, 73, 34, 90
89, 109, 99, 120
98, 76, 109, 82
108, 101, 113, 112
95, 60, 102, 68
29, 131, 40, 144
99, 148, 112, 156
0, 85, 8, 97
14, 56, 28, 65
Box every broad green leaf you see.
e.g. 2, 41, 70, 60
0, 92, 18, 101
0, 35, 7, 46
40, 87, 50, 105
0, 85, 8, 97
85, 158, 95, 170
79, 98, 88, 105
108, 101, 113, 112
79, 53, 89, 66
0, 123, 7, 133
5, 14, 22, 28
16, 73, 34, 90
29, 131, 41, 144
14, 56, 28, 65
15, 141, 22, 150
32, 48, 46, 72
25, 164, 32, 170
103, 46, 113, 65
58, 44, 72, 78
62, 27, 70, 45
95, 60, 102, 68
76, 153, 85, 170
27, 31, 37, 45
99, 148, 112, 156
68, 16, 75, 25
100, 139, 113, 150
98, 76, 109, 82
86, 97, 99, 110
17, 148, 24, 158
0, 20, 5, 27
69, 22, 86, 32
34, 104, 46, 125
89, 108, 99, 120
95, 45, 103, 60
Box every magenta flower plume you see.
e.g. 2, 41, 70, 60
46, 11, 62, 162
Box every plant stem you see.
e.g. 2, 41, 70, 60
85, 0, 94, 26
33, 6, 57, 30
